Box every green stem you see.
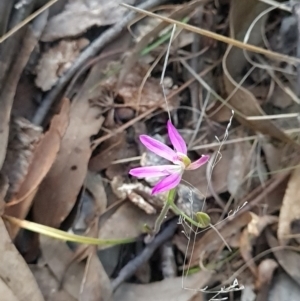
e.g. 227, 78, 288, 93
170, 202, 205, 228
153, 188, 176, 235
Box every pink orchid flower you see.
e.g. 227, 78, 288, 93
129, 121, 210, 194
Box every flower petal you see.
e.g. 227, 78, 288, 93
187, 155, 210, 170
129, 165, 181, 178
152, 172, 182, 194
140, 135, 177, 162
167, 121, 187, 154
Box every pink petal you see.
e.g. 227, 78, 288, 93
187, 155, 210, 170
140, 135, 177, 162
152, 172, 182, 194
167, 121, 187, 155
129, 165, 181, 178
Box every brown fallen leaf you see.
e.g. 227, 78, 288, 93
98, 202, 157, 250
266, 229, 300, 286
0, 11, 47, 170
255, 259, 278, 291
79, 250, 112, 301
32, 63, 105, 228
114, 271, 213, 301
227, 139, 251, 199
105, 62, 178, 112
0, 278, 18, 301
35, 39, 89, 91
85, 171, 108, 216
182, 149, 232, 198
5, 99, 70, 238
0, 218, 44, 301
277, 165, 300, 244
40, 236, 85, 299
239, 213, 278, 277
41, 0, 135, 42
23, 264, 72, 301
222, 0, 295, 144
1, 117, 42, 202
188, 212, 252, 267
89, 132, 126, 172
268, 272, 300, 301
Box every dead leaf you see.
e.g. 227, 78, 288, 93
0, 218, 44, 301
114, 271, 213, 301
41, 0, 135, 42
268, 272, 300, 301
80, 250, 112, 301
222, 0, 295, 144
266, 230, 300, 286
5, 99, 70, 238
260, 138, 284, 173
182, 149, 231, 197
24, 264, 71, 301
98, 202, 157, 250
35, 39, 89, 91
89, 132, 126, 172
32, 64, 105, 228
40, 236, 85, 299
278, 165, 300, 244
188, 212, 252, 266
2, 117, 42, 201
239, 214, 278, 277
85, 171, 107, 216
112, 179, 158, 214
255, 259, 278, 290
227, 139, 251, 198
0, 279, 18, 301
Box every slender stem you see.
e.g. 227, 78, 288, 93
170, 202, 205, 228
153, 188, 176, 235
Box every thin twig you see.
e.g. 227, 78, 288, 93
189, 6, 203, 124
121, 3, 300, 64
0, 0, 57, 44
111, 218, 178, 291
32, 0, 168, 125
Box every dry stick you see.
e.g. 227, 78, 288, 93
0, 10, 48, 169
111, 218, 178, 291
32, 0, 168, 125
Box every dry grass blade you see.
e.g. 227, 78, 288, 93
121, 3, 300, 64
222, 0, 296, 144
0, 0, 58, 44
118, 0, 209, 88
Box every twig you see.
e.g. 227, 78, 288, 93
189, 6, 203, 124
32, 0, 168, 125
0, 0, 57, 44
111, 218, 178, 291
121, 3, 300, 64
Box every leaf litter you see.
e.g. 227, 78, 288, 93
2, 0, 300, 300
